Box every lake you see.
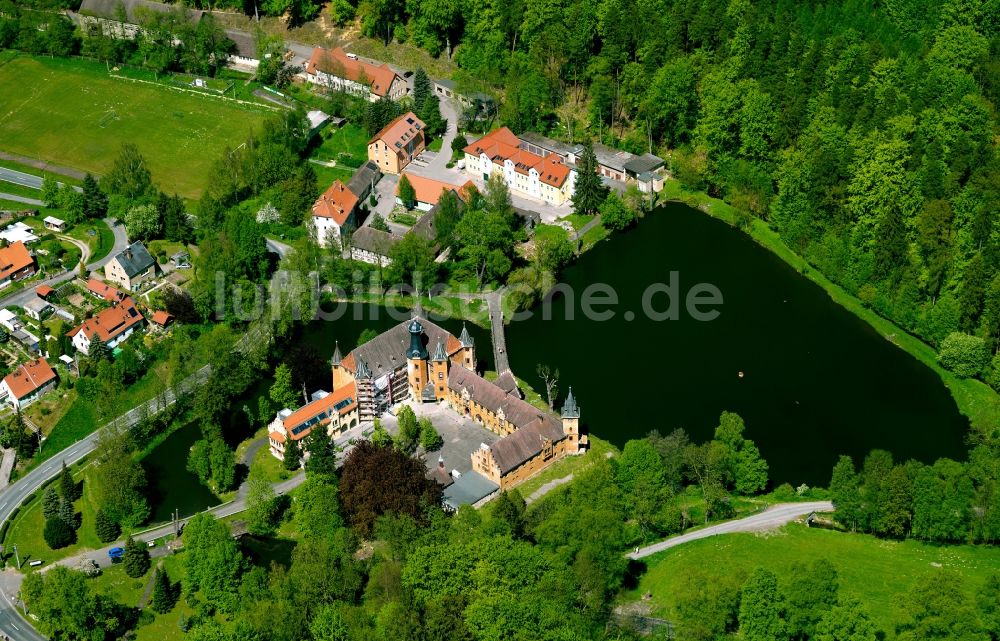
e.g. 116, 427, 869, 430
506, 202, 968, 486
143, 421, 220, 522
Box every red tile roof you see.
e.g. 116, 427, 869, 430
150, 310, 172, 326
397, 173, 476, 206
68, 297, 144, 343
305, 47, 400, 97
35, 284, 54, 298
0, 242, 35, 282
86, 278, 123, 302
312, 180, 358, 225
3, 357, 56, 400
281, 383, 358, 442
370, 112, 425, 150
463, 128, 571, 187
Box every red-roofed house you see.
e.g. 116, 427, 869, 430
304, 47, 407, 102
35, 284, 55, 299
0, 357, 57, 409
67, 297, 145, 355
267, 383, 360, 460
150, 310, 173, 328
396, 173, 476, 211
367, 112, 426, 175
462, 127, 575, 205
85, 277, 124, 303
312, 180, 359, 248
0, 241, 36, 288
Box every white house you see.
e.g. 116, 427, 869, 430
67, 297, 144, 355
0, 357, 57, 409
303, 47, 407, 102
0, 309, 20, 332
462, 128, 575, 206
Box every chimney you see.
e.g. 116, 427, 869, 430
438, 455, 445, 470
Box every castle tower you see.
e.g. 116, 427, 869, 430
561, 387, 582, 454
406, 318, 429, 398
459, 322, 475, 369
331, 341, 353, 390
430, 339, 449, 401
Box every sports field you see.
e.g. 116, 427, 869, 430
0, 55, 269, 198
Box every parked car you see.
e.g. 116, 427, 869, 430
108, 547, 124, 561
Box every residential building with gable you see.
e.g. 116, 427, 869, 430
67, 297, 145, 355
0, 241, 36, 289
104, 241, 156, 292
304, 47, 407, 102
367, 112, 426, 175
461, 128, 575, 205
312, 180, 358, 248
268, 384, 360, 460
0, 357, 57, 409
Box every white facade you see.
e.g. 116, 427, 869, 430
0, 377, 54, 410
0, 309, 20, 332
464, 153, 575, 206
71, 325, 137, 356
313, 216, 345, 249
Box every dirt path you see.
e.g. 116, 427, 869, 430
0, 151, 89, 181
56, 234, 90, 269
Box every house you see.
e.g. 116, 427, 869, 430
349, 227, 399, 267
0, 241, 36, 288
22, 297, 52, 321
85, 277, 124, 302
76, 0, 204, 39
170, 251, 191, 269
35, 284, 55, 299
0, 309, 19, 332
150, 310, 173, 328
68, 297, 145, 355
462, 128, 575, 205
225, 29, 258, 71
367, 112, 426, 175
396, 173, 475, 211
346, 161, 382, 205
312, 180, 358, 248
104, 241, 156, 291
43, 216, 67, 232
268, 384, 360, 460
12, 329, 40, 353
306, 110, 331, 137
304, 47, 407, 102
433, 79, 496, 113
0, 357, 57, 410
442, 470, 499, 510
0, 223, 38, 246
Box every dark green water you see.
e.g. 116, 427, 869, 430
143, 421, 220, 522
507, 202, 968, 486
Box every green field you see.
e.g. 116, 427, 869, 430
624, 523, 1000, 638
0, 56, 269, 198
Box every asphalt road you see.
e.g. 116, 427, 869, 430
0, 366, 212, 640
628, 501, 834, 560
0, 168, 82, 193
0, 194, 44, 207
0, 217, 128, 312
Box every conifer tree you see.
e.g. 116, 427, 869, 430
283, 437, 302, 471
123, 536, 151, 578
398, 174, 417, 209
58, 498, 76, 529
572, 142, 609, 216
151, 566, 175, 613
94, 508, 121, 543
305, 426, 337, 478
59, 460, 78, 501
412, 67, 431, 114
42, 486, 61, 520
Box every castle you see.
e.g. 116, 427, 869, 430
329, 316, 584, 489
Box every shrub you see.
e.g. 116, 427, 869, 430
43, 516, 76, 549
122, 536, 151, 578
937, 332, 989, 378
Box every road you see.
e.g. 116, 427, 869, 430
265, 237, 293, 258
0, 217, 127, 312
0, 194, 44, 207
0, 167, 82, 193
628, 501, 834, 560
0, 366, 212, 640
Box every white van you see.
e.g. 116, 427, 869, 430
28, 560, 43, 567
346, 53, 358, 60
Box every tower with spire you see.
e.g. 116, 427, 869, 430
459, 322, 475, 369
406, 318, 429, 398
561, 387, 582, 454
331, 341, 354, 390
429, 339, 449, 401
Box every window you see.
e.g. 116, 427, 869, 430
438, 372, 443, 380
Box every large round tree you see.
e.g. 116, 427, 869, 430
339, 440, 442, 537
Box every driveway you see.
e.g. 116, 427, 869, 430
628, 501, 834, 559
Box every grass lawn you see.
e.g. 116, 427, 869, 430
427, 137, 444, 152
311, 163, 355, 189
659, 180, 1000, 433
251, 440, 291, 485
622, 523, 1000, 638
532, 223, 570, 245
564, 213, 595, 231
66, 219, 116, 265
0, 181, 44, 200
0, 197, 40, 211
311, 124, 369, 165
0, 55, 269, 199
579, 220, 610, 251
517, 435, 617, 499
6, 462, 106, 568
